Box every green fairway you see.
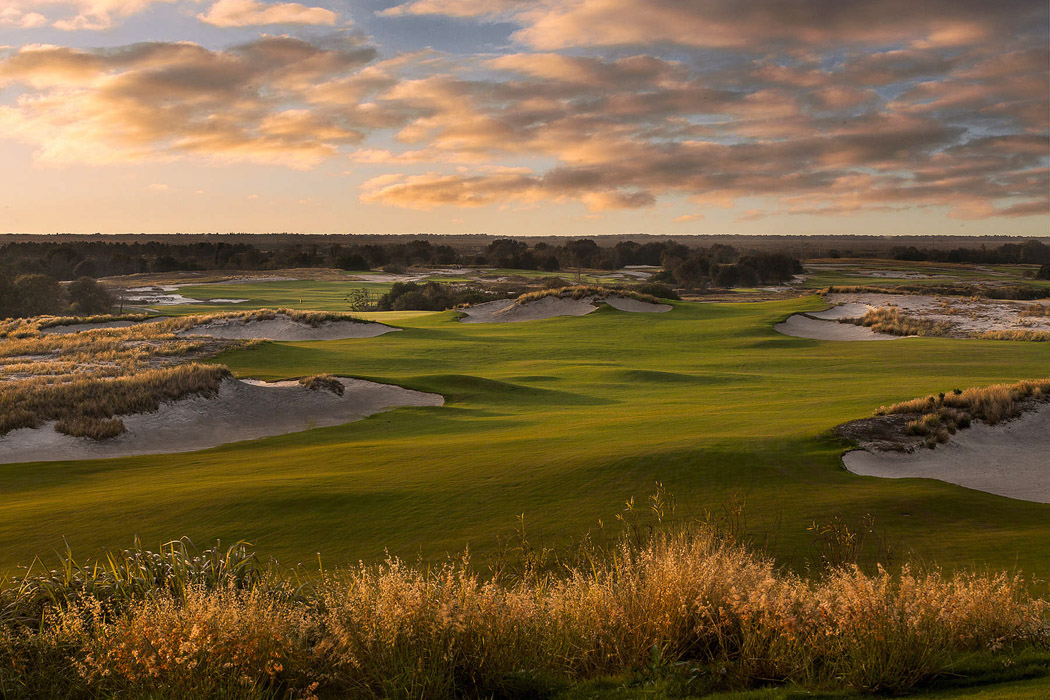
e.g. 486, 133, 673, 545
2, 296, 1048, 579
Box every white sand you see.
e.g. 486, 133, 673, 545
178, 314, 400, 340
40, 318, 166, 335
604, 296, 672, 313
826, 293, 1050, 335
774, 313, 900, 341
0, 377, 443, 464
843, 404, 1050, 503
806, 303, 874, 320
459, 295, 671, 323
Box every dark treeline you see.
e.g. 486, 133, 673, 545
0, 237, 798, 282
0, 275, 113, 319
890, 240, 1050, 265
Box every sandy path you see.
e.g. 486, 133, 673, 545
179, 315, 400, 340
774, 313, 899, 341
0, 377, 443, 464
843, 404, 1050, 503
459, 295, 670, 323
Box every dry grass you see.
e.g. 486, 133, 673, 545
1018, 303, 1050, 318
516, 286, 660, 305
35, 313, 155, 330
0, 530, 1044, 699
976, 329, 1050, 342
875, 378, 1050, 447
0, 364, 231, 437
847, 307, 954, 337
298, 374, 344, 396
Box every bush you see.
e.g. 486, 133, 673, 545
634, 282, 681, 300
65, 277, 114, 315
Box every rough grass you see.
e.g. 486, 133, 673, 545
0, 364, 231, 437
34, 313, 156, 330
0, 309, 363, 440
875, 378, 1050, 447
298, 373, 344, 396
1018, 303, 1050, 318
516, 285, 661, 305
848, 307, 954, 337
0, 529, 1044, 699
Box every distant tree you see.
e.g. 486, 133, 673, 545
0, 275, 17, 319
67, 277, 114, 315
335, 253, 370, 271
13, 274, 64, 317
1037, 264, 1050, 280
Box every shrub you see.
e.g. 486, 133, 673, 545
298, 374, 344, 396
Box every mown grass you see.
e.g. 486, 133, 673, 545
0, 524, 1045, 699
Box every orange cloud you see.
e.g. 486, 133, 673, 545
197, 0, 339, 27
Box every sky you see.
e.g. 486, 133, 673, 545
0, 0, 1047, 235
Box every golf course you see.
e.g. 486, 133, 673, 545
4, 290, 1048, 579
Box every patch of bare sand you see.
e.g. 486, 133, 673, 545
774, 313, 899, 341
178, 314, 399, 340
0, 377, 443, 464
459, 295, 670, 323
40, 318, 166, 335
843, 403, 1050, 503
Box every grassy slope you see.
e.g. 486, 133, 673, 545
0, 296, 1048, 580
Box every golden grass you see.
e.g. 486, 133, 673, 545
516, 286, 660, 305
848, 307, 953, 337
0, 364, 231, 436
875, 378, 1050, 446
298, 374, 344, 396
1018, 303, 1050, 318
0, 530, 1044, 698
976, 329, 1050, 342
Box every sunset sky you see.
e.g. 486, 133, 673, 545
0, 0, 1047, 235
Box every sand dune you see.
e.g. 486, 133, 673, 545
843, 403, 1050, 503
178, 314, 399, 340
0, 377, 443, 464
459, 295, 671, 323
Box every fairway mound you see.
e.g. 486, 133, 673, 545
843, 403, 1050, 503
459, 294, 670, 323
774, 313, 899, 341
0, 377, 443, 464
178, 314, 398, 340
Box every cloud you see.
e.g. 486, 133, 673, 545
0, 8, 49, 28
382, 0, 1047, 51
5, 0, 182, 31
197, 0, 339, 27
0, 36, 384, 167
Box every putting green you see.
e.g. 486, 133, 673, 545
1, 296, 1048, 579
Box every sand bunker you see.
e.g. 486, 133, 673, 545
774, 313, 899, 341
179, 314, 399, 340
825, 293, 1050, 335
40, 317, 166, 335
459, 295, 671, 323
0, 377, 443, 464
843, 403, 1050, 503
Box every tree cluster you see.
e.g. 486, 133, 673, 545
0, 275, 114, 319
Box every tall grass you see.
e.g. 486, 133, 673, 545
0, 310, 339, 440
873, 378, 1050, 447
0, 527, 1045, 698
0, 364, 231, 437
516, 286, 660, 305
847, 307, 953, 337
